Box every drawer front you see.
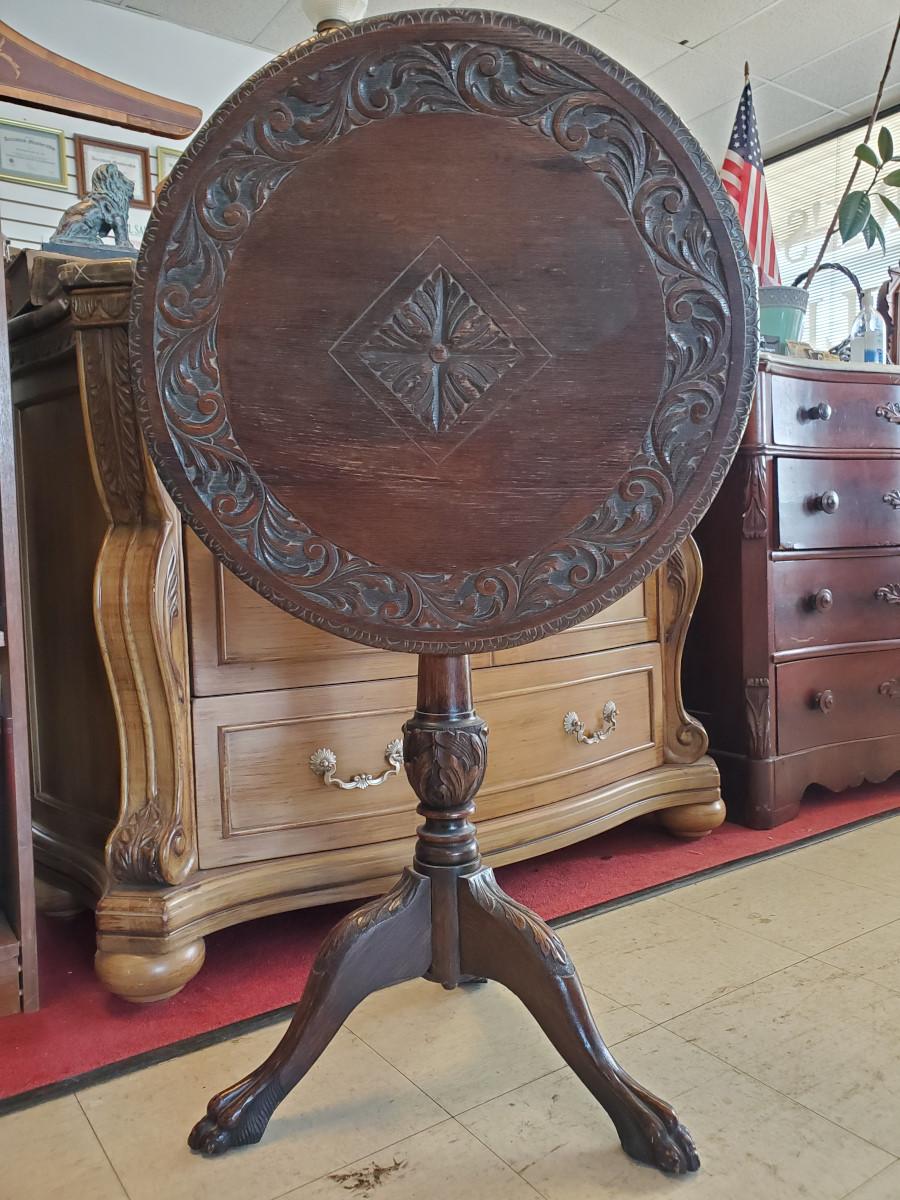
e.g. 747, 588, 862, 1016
769, 371, 900, 452
186, 529, 422, 694
777, 649, 900, 755
773, 555, 900, 653
777, 458, 900, 550
187, 528, 656, 693
492, 576, 656, 665
194, 644, 663, 867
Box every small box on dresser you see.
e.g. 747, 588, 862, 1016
685, 353, 900, 828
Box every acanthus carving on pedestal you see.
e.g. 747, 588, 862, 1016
62, 270, 196, 887
661, 536, 708, 764
744, 677, 772, 759
741, 456, 768, 539
403, 724, 488, 812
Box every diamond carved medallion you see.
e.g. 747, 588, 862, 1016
331, 238, 551, 463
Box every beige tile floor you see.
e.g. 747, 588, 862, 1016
5, 814, 900, 1200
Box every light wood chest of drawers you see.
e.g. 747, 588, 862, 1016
8, 257, 722, 1002
686, 354, 900, 828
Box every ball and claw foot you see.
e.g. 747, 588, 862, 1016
616, 1075, 700, 1173
188, 1071, 284, 1156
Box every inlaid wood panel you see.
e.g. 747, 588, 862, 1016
194, 644, 662, 867
769, 370, 900, 452
773, 554, 900, 654
777, 649, 900, 755
777, 457, 900, 550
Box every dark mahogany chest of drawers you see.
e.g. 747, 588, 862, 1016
685, 355, 900, 827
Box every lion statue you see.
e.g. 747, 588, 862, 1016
51, 162, 135, 249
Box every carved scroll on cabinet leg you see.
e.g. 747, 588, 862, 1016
61, 263, 198, 999
458, 869, 700, 1174
657, 537, 723, 839
188, 870, 432, 1155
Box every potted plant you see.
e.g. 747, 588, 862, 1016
757, 19, 899, 352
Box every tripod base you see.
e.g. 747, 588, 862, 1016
189, 656, 699, 1175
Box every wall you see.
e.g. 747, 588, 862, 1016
1, 0, 269, 248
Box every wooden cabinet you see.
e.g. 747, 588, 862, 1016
686, 354, 900, 828
8, 255, 721, 1002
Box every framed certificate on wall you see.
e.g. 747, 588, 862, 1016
0, 118, 68, 189
156, 145, 182, 195
75, 135, 152, 209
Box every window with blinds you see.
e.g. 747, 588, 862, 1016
767, 110, 900, 351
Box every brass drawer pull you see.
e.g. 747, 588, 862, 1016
813, 490, 840, 514
884, 490, 900, 510
875, 584, 900, 605
309, 738, 403, 790
802, 402, 832, 421
812, 689, 834, 714
879, 679, 900, 700
563, 701, 618, 744
807, 587, 833, 613
876, 401, 900, 425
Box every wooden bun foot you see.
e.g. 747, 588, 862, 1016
658, 798, 725, 840
95, 938, 206, 1003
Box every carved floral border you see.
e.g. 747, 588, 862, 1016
131, 10, 758, 654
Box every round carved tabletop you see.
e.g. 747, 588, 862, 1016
131, 9, 757, 655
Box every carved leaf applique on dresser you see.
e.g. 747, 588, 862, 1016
883, 490, 900, 510
741, 456, 768, 538
744, 676, 771, 758
107, 796, 187, 885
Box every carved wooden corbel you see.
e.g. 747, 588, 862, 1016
660, 536, 708, 764
59, 260, 195, 887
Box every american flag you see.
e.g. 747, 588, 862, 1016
720, 73, 781, 285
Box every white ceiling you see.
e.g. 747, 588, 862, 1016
89, 0, 900, 159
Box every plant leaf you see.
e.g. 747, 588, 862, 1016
878, 192, 900, 225
839, 190, 871, 242
863, 214, 885, 251
882, 168, 900, 186
880, 126, 894, 162
856, 143, 880, 168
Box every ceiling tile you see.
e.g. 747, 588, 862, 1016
487, 0, 597, 33
685, 101, 740, 161
687, 84, 833, 161
752, 82, 833, 142
645, 47, 745, 122
842, 80, 900, 122
123, 0, 286, 43
577, 12, 685, 76
697, 0, 900, 84
764, 110, 852, 159
254, 0, 315, 51
778, 24, 900, 111
604, 0, 778, 48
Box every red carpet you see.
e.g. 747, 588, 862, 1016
2, 781, 898, 1102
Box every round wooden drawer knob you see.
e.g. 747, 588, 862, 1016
812, 689, 835, 713
808, 587, 834, 612
804, 402, 832, 421
814, 490, 840, 514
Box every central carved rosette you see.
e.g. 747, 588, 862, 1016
403, 719, 488, 870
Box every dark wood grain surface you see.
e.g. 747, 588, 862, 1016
131, 9, 757, 656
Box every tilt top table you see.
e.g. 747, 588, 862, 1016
130, 9, 757, 1175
